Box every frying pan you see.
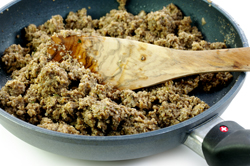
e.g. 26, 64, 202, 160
0, 0, 249, 165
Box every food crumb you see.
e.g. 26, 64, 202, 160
16, 35, 20, 39
202, 17, 206, 25
207, 0, 212, 6
88, 6, 91, 9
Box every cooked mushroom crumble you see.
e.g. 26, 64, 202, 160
0, 1, 232, 136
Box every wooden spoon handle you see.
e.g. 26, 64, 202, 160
48, 35, 250, 90
103, 38, 250, 89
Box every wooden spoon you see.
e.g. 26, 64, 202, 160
47, 35, 250, 90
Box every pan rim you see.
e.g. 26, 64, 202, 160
0, 0, 248, 142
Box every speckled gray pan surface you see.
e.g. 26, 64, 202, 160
0, 0, 248, 161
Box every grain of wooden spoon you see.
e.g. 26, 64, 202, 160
47, 35, 250, 90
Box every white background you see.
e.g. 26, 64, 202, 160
0, 0, 250, 165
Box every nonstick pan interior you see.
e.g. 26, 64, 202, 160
0, 0, 246, 106
0, 0, 247, 161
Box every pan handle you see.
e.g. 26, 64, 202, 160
184, 117, 250, 166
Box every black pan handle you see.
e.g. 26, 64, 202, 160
184, 117, 250, 166
202, 121, 250, 166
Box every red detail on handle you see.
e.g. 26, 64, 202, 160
220, 126, 228, 132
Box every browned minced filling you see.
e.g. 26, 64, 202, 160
0, 1, 232, 136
